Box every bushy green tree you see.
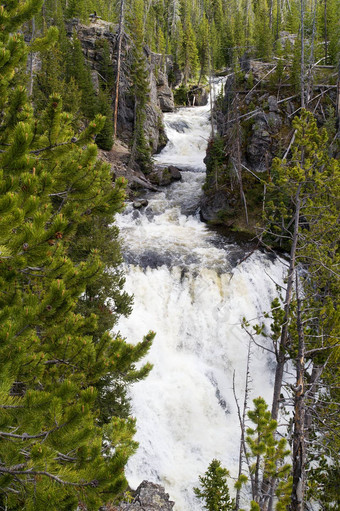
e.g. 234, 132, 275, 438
0, 2, 153, 509
194, 459, 234, 511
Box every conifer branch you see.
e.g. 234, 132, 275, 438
0, 422, 68, 440
0, 466, 99, 487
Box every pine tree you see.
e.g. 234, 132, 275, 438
234, 397, 292, 511
68, 33, 99, 121
178, 0, 199, 83
128, 0, 152, 171
194, 459, 234, 511
0, 2, 153, 508
260, 110, 339, 509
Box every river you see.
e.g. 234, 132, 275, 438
116, 81, 285, 510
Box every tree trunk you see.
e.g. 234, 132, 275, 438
234, 341, 252, 510
269, 0, 274, 30
324, 0, 328, 64
336, 61, 340, 132
271, 184, 301, 422
300, 0, 305, 108
289, 274, 306, 511
113, 0, 125, 140
28, 17, 35, 96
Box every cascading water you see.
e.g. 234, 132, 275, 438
116, 80, 285, 510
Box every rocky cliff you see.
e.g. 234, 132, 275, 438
67, 18, 175, 154
201, 58, 338, 232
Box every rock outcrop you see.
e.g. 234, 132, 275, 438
149, 165, 182, 186
100, 481, 175, 511
67, 19, 175, 154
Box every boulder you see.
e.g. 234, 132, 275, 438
116, 481, 175, 511
133, 199, 149, 209
167, 165, 182, 181
149, 166, 182, 186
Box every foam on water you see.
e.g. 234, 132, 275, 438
115, 77, 285, 510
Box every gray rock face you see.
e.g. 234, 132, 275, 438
267, 95, 279, 112
117, 481, 175, 511
245, 108, 282, 172
246, 114, 272, 171
68, 19, 174, 153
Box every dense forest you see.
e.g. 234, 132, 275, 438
0, 0, 339, 510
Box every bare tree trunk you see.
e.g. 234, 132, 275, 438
306, 0, 318, 107
336, 61, 340, 132
209, 55, 215, 139
269, 0, 274, 30
28, 17, 35, 97
233, 341, 252, 510
113, 0, 125, 140
324, 0, 328, 64
289, 274, 306, 511
271, 182, 302, 422
300, 0, 305, 108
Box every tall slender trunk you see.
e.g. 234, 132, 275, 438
324, 0, 328, 63
271, 182, 301, 422
28, 17, 35, 97
234, 341, 252, 510
336, 61, 340, 132
306, 0, 318, 107
289, 274, 306, 511
113, 0, 125, 140
269, 0, 274, 30
300, 0, 305, 108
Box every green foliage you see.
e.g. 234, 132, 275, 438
68, 34, 98, 120
0, 3, 153, 508
204, 136, 228, 191
96, 88, 114, 150
194, 459, 234, 511
127, 0, 152, 172
239, 398, 292, 509
174, 84, 189, 106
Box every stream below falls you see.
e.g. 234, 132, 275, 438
116, 80, 286, 510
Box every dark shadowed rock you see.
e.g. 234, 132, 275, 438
200, 191, 235, 223
167, 166, 182, 181
133, 199, 149, 209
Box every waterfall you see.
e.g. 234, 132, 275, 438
116, 80, 285, 510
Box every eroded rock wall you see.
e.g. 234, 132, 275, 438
67, 18, 175, 154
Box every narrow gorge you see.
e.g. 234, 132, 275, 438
116, 80, 286, 510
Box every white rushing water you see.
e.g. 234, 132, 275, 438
116, 81, 286, 510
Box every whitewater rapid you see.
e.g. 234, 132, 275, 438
116, 81, 285, 510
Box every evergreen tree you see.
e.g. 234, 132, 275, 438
0, 2, 153, 508
194, 459, 234, 511
128, 0, 152, 171
178, 0, 199, 83
68, 34, 99, 121
233, 397, 292, 511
